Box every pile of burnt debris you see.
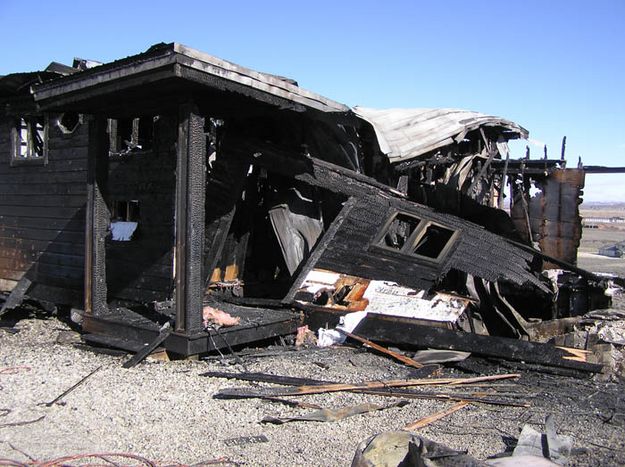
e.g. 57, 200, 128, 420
3, 291, 625, 466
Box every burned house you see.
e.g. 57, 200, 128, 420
0, 43, 614, 363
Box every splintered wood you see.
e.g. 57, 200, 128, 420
336, 328, 424, 369
205, 371, 529, 407
404, 401, 471, 431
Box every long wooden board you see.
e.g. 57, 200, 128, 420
354, 314, 602, 373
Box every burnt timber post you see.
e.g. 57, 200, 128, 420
85, 116, 109, 316
174, 102, 206, 335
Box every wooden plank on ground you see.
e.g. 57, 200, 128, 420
404, 401, 470, 431
204, 371, 529, 407
336, 328, 424, 369
122, 322, 172, 368
214, 373, 519, 399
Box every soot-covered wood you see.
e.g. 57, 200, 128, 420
225, 137, 547, 294
105, 115, 177, 305
174, 103, 206, 334
354, 313, 602, 372
0, 114, 88, 305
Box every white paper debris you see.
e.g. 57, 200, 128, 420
362, 281, 467, 322
317, 328, 345, 347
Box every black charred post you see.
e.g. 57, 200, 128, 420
174, 102, 206, 335
85, 116, 109, 316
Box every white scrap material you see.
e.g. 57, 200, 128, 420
363, 281, 467, 323
317, 311, 369, 347
110, 221, 138, 241
299, 270, 342, 295
317, 328, 344, 347
312, 277, 471, 347
596, 321, 625, 346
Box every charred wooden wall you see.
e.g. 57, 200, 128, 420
104, 115, 177, 304
0, 114, 88, 305
315, 194, 545, 292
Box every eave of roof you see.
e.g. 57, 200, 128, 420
0, 71, 61, 98
32, 43, 349, 114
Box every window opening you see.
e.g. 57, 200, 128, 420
110, 200, 140, 241
412, 224, 456, 259
12, 116, 47, 163
137, 117, 154, 151
57, 112, 81, 134
375, 211, 458, 262
380, 214, 421, 250
108, 116, 155, 156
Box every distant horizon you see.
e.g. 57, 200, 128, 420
581, 200, 625, 206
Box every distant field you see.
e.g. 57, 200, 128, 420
577, 223, 625, 276
578, 228, 625, 253
580, 202, 625, 219
577, 253, 625, 276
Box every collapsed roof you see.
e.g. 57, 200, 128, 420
354, 106, 528, 164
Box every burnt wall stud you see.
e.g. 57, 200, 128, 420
175, 102, 206, 334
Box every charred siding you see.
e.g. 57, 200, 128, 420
315, 194, 544, 292
0, 116, 88, 305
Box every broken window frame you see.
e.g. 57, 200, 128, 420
56, 112, 83, 135
110, 200, 140, 222
10, 114, 49, 166
108, 116, 155, 157
372, 211, 459, 263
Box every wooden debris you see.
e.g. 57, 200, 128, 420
336, 328, 424, 369
0, 277, 31, 318
40, 366, 102, 407
123, 322, 172, 369
215, 373, 520, 399
556, 346, 591, 362
262, 400, 409, 425
354, 314, 603, 372
146, 348, 170, 363
204, 371, 529, 407
404, 401, 470, 431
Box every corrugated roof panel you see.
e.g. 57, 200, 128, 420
354, 107, 528, 163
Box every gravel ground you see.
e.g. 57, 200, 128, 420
1, 313, 625, 466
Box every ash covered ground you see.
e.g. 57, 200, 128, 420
1, 303, 624, 466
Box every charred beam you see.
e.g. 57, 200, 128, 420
354, 314, 602, 373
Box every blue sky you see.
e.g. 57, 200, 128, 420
1, 0, 623, 201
